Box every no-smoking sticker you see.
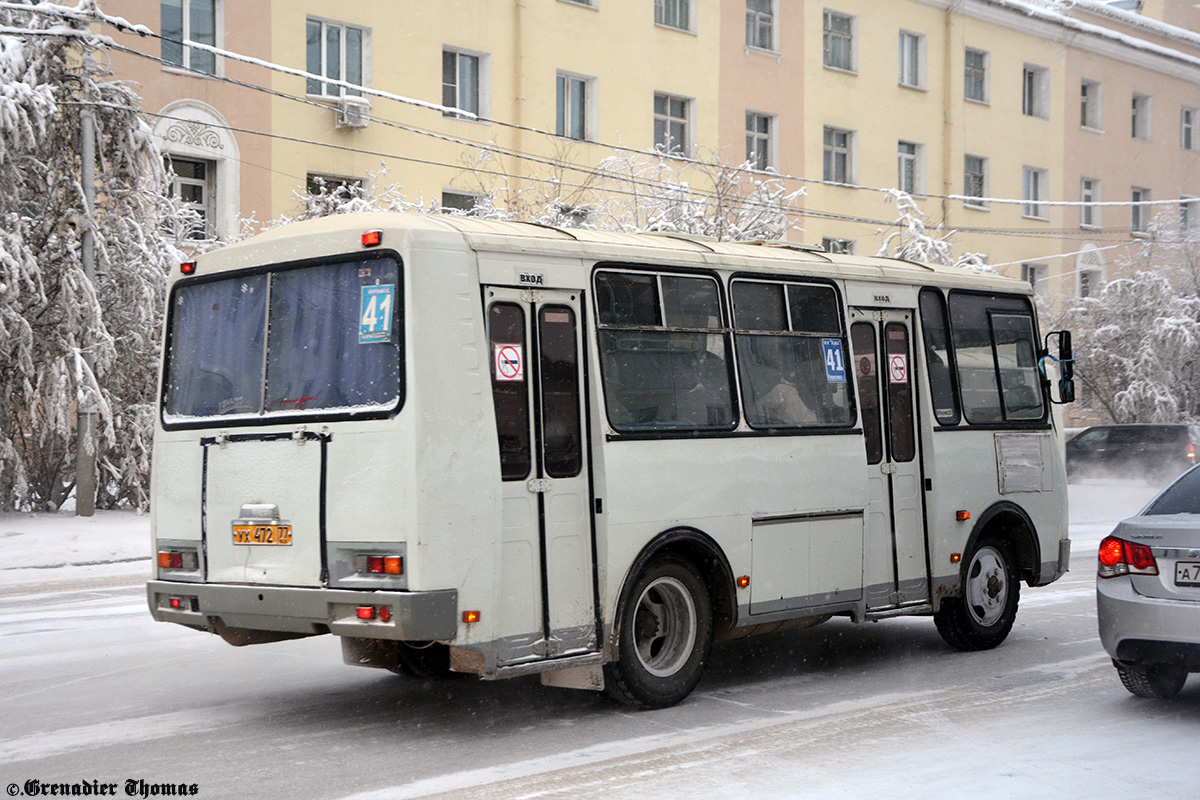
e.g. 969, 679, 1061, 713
494, 343, 524, 381
889, 353, 908, 384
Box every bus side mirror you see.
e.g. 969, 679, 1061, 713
1043, 330, 1075, 404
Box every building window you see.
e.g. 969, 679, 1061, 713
1080, 79, 1102, 129
1182, 107, 1197, 151
556, 73, 591, 140
443, 49, 483, 118
897, 141, 922, 195
1022, 64, 1048, 118
746, 111, 773, 170
306, 18, 366, 97
1022, 167, 1047, 219
963, 154, 987, 208
654, 93, 690, 155
823, 10, 854, 72
1079, 268, 1099, 298
964, 47, 987, 103
442, 191, 482, 214
1132, 93, 1152, 140
655, 0, 691, 31
306, 173, 363, 200
1182, 196, 1198, 229
898, 31, 923, 89
166, 157, 214, 240
821, 237, 854, 254
1131, 187, 1150, 233
823, 126, 852, 183
1021, 263, 1046, 297
1080, 178, 1100, 228
161, 0, 217, 75
746, 0, 774, 50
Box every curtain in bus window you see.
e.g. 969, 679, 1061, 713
539, 306, 581, 478
595, 271, 733, 431
164, 274, 267, 419
918, 289, 960, 425
850, 322, 883, 464
489, 302, 531, 480
732, 280, 852, 428
264, 259, 401, 414
991, 313, 1045, 420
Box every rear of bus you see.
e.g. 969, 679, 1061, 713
146, 216, 489, 664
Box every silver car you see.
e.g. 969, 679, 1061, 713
1098, 466, 1200, 697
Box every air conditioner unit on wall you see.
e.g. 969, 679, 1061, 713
335, 96, 370, 129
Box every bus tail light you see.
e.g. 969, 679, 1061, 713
1188, 444, 1195, 463
157, 549, 198, 571
356, 606, 376, 620
1098, 535, 1159, 578
355, 554, 403, 576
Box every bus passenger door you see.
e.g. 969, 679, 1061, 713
849, 308, 929, 609
485, 286, 596, 664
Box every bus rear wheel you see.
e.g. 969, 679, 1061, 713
934, 536, 1020, 652
605, 556, 713, 709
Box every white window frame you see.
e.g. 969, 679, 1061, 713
556, 71, 595, 141
963, 154, 988, 209
1182, 196, 1198, 229
823, 9, 855, 73
1079, 267, 1100, 298
306, 17, 370, 98
441, 190, 483, 215
745, 111, 775, 170
442, 47, 490, 120
745, 0, 776, 52
166, 156, 216, 240
1022, 167, 1048, 219
655, 0, 694, 32
1131, 187, 1150, 234
1022, 64, 1049, 119
161, 0, 223, 76
823, 126, 853, 184
964, 47, 988, 104
1021, 263, 1047, 298
1080, 177, 1100, 229
821, 237, 855, 255
898, 30, 925, 90
654, 92, 692, 156
897, 141, 923, 195
1080, 79, 1102, 130
1182, 106, 1197, 151
1132, 93, 1152, 140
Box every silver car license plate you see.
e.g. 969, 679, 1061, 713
1174, 561, 1200, 587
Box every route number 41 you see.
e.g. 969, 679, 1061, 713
359, 285, 395, 343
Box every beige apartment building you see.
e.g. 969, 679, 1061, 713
102, 0, 1200, 299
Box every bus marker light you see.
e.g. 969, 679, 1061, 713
383, 556, 402, 575
463, 610, 481, 623
956, 510, 971, 521
378, 606, 391, 623
169, 597, 183, 609
362, 230, 382, 247
180, 261, 196, 275
367, 555, 384, 574
951, 553, 962, 564
736, 576, 750, 589
356, 606, 376, 620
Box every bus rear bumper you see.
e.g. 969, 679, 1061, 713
146, 580, 459, 642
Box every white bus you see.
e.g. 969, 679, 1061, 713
148, 213, 1075, 708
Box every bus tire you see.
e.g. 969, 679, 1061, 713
604, 556, 713, 709
934, 536, 1019, 652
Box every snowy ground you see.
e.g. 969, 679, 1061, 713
1, 480, 1197, 799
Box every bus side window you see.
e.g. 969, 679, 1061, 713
948, 292, 1046, 425
918, 288, 960, 425
538, 306, 582, 478
850, 322, 883, 464
488, 303, 532, 480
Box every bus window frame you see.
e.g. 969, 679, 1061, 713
917, 287, 961, 427
159, 249, 406, 432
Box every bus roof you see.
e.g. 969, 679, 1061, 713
194, 212, 1030, 295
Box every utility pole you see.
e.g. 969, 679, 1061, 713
75, 64, 97, 517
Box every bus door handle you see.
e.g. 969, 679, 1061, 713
880, 463, 897, 475
527, 478, 552, 493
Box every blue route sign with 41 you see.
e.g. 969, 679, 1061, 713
359, 285, 395, 343
822, 338, 847, 383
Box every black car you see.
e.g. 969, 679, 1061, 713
1066, 424, 1200, 483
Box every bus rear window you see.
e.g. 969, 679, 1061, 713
163, 256, 402, 423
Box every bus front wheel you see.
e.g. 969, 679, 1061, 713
605, 556, 713, 709
934, 536, 1020, 652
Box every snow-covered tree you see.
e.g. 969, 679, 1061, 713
875, 190, 988, 269
0, 2, 182, 510
1065, 212, 1200, 423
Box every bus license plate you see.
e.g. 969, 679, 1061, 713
232, 523, 293, 546
1174, 562, 1200, 587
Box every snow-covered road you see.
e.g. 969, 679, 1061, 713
1, 481, 1197, 799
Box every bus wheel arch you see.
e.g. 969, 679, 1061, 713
965, 502, 1042, 587
604, 529, 731, 708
